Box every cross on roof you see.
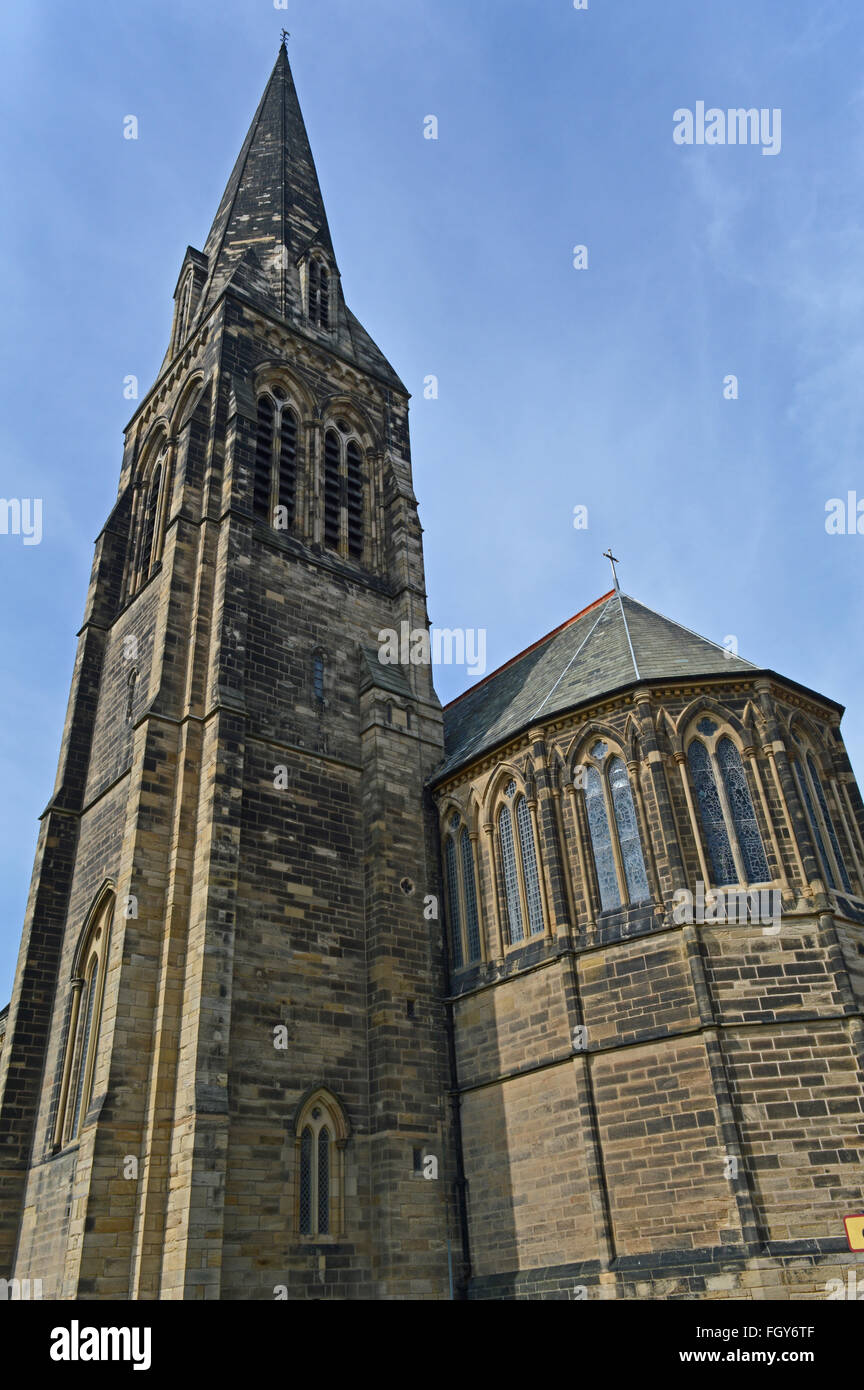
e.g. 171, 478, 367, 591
280, 28, 290, 46
602, 548, 621, 592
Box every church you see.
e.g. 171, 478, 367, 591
0, 44, 861, 1301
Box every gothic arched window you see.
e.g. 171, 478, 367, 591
442, 812, 482, 968
323, 428, 341, 550
296, 1090, 348, 1239
313, 650, 325, 706
687, 727, 770, 886
716, 737, 770, 884
54, 889, 114, 1148
322, 426, 365, 563
140, 457, 164, 581
582, 744, 650, 912
497, 781, 544, 945
790, 738, 852, 893
254, 391, 298, 530
346, 440, 364, 559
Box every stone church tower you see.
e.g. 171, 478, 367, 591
0, 44, 455, 1299
1, 41, 863, 1305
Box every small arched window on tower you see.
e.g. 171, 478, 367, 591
790, 738, 853, 893
582, 743, 650, 912
253, 390, 298, 530
443, 812, 482, 969
497, 780, 544, 945
125, 668, 138, 722
687, 726, 770, 887
54, 888, 114, 1149
312, 650, 325, 707
308, 258, 330, 328
296, 1090, 349, 1239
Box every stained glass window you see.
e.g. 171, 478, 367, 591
793, 760, 833, 887
688, 741, 736, 886
498, 807, 524, 942
445, 836, 463, 969
590, 741, 608, 761
317, 1129, 330, 1235
585, 766, 621, 911
807, 755, 851, 892
313, 653, 325, 704
504, 779, 516, 798
516, 798, 544, 935
716, 738, 769, 883
299, 1127, 313, 1235
460, 830, 481, 961
609, 758, 650, 903
697, 717, 718, 737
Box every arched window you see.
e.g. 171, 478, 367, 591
295, 1090, 348, 1239
442, 812, 482, 968
139, 458, 163, 581
54, 889, 114, 1148
497, 780, 544, 944
716, 737, 770, 883
253, 394, 275, 520
313, 650, 325, 706
308, 259, 330, 328
125, 669, 138, 722
790, 737, 852, 893
687, 723, 770, 886
253, 391, 298, 529
322, 426, 365, 562
582, 744, 650, 911
323, 428, 341, 550
346, 441, 364, 558
444, 834, 463, 969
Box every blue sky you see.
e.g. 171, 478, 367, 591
0, 0, 863, 999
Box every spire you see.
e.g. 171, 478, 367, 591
186, 45, 404, 388
196, 45, 337, 324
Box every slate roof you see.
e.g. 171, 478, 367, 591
435, 590, 760, 782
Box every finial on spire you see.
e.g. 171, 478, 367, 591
280, 28, 290, 48
603, 548, 621, 593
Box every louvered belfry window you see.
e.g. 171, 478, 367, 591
322, 426, 365, 563
254, 392, 298, 529
345, 440, 364, 558
323, 429, 341, 550
308, 260, 330, 328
